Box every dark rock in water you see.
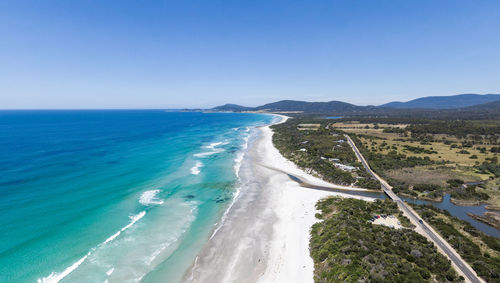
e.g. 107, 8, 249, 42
184, 194, 195, 199
214, 196, 231, 203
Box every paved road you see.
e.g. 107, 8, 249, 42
345, 134, 482, 283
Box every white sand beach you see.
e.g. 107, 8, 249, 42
184, 116, 375, 283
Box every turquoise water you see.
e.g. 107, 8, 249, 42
0, 111, 275, 282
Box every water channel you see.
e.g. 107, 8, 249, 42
288, 173, 499, 238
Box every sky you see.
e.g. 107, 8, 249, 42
0, 0, 499, 109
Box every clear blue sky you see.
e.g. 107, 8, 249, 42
1, 0, 499, 109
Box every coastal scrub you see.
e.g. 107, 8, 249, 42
310, 197, 461, 282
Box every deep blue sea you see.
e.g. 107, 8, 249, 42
0, 110, 275, 283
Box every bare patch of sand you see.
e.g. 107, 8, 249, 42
371, 215, 403, 229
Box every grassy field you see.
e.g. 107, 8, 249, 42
333, 122, 495, 165
384, 166, 488, 186
332, 121, 499, 205
481, 178, 500, 207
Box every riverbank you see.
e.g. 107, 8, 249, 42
468, 212, 500, 231
184, 117, 375, 282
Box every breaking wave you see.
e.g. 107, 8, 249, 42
190, 161, 203, 175
139, 190, 164, 205
193, 140, 229, 158
38, 211, 146, 283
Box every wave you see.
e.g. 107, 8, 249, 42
139, 190, 164, 205
137, 202, 199, 279
209, 129, 253, 240
209, 187, 242, 240
194, 143, 227, 158
193, 149, 224, 158
38, 252, 90, 283
103, 211, 146, 245
190, 161, 203, 175
232, 127, 248, 132
193, 141, 228, 158
106, 268, 114, 276
38, 211, 146, 283
233, 151, 245, 179
233, 134, 250, 178
203, 141, 229, 149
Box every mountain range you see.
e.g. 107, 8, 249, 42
212, 94, 500, 114
379, 94, 500, 109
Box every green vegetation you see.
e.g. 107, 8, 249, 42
272, 119, 380, 189
411, 204, 500, 282
450, 186, 489, 202
350, 135, 435, 171
310, 197, 461, 282
392, 182, 443, 200
443, 179, 489, 203
407, 120, 500, 138
273, 116, 498, 205
390, 178, 491, 203
478, 158, 500, 177
334, 119, 499, 205
468, 213, 500, 231
403, 145, 438, 154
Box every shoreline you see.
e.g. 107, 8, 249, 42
183, 114, 375, 282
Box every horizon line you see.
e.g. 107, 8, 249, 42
1, 93, 498, 111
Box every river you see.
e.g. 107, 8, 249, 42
291, 173, 500, 239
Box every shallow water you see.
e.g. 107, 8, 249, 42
0, 110, 275, 282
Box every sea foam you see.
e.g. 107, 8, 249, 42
38, 211, 146, 283
106, 268, 114, 276
203, 141, 229, 149
193, 150, 223, 158
193, 141, 228, 158
38, 252, 91, 283
190, 161, 203, 175
103, 211, 146, 245
233, 134, 250, 178
139, 190, 164, 205
210, 131, 252, 240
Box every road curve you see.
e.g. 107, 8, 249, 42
344, 134, 482, 283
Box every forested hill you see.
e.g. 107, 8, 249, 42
211, 100, 370, 113
254, 100, 372, 112
211, 94, 499, 113
462, 100, 500, 111
209, 94, 500, 119
380, 94, 500, 109
211, 104, 254, 111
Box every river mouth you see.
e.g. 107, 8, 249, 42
285, 173, 387, 199
284, 173, 500, 239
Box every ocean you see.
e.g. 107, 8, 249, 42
0, 110, 276, 282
